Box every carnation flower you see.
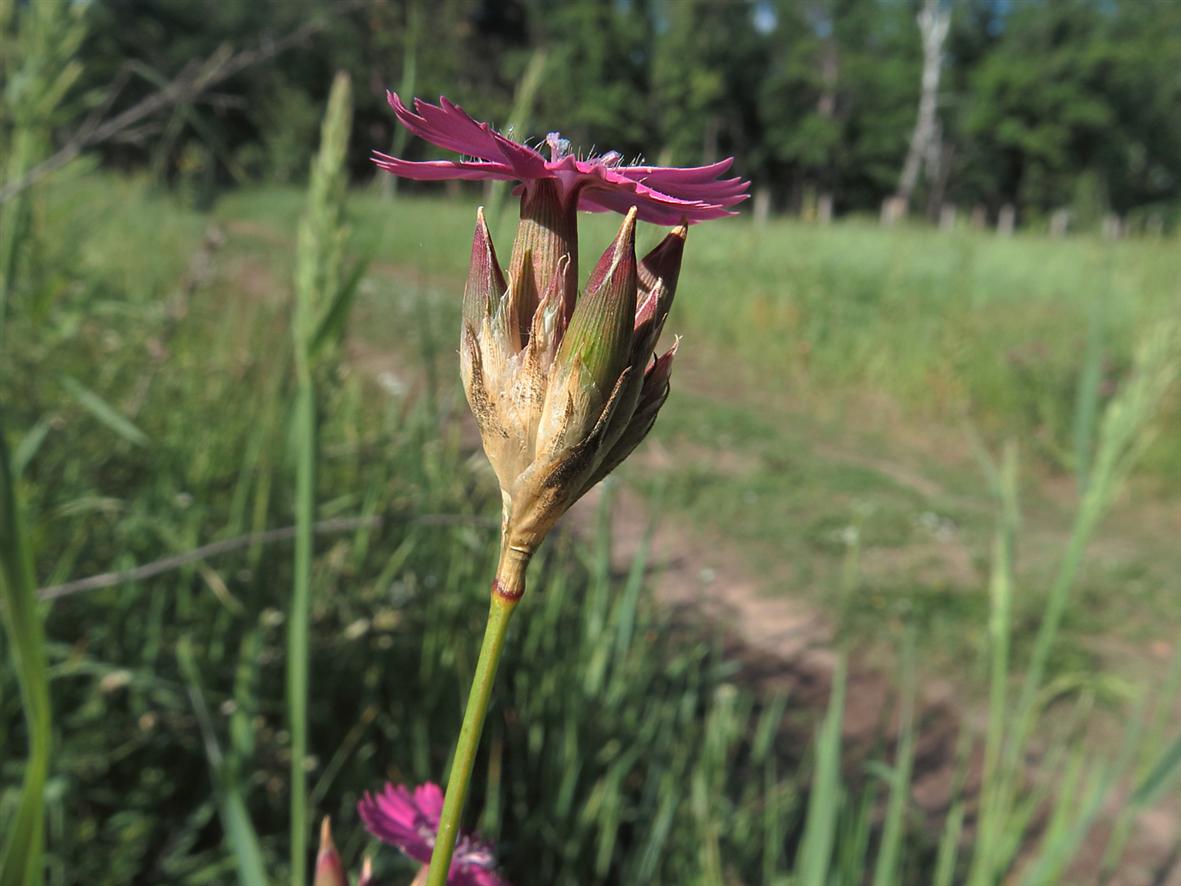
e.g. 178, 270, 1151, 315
373, 94, 748, 225
358, 783, 505, 886
374, 94, 749, 601
370, 97, 747, 885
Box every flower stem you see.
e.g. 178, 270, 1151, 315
427, 590, 517, 886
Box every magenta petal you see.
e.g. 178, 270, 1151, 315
371, 153, 518, 182
358, 786, 434, 865
580, 186, 733, 225
644, 177, 751, 202
618, 158, 736, 183
388, 93, 546, 177
376, 94, 750, 225
388, 92, 504, 162
413, 782, 445, 822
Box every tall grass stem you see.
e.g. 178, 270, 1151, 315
286, 380, 316, 882
0, 434, 51, 886
286, 69, 352, 883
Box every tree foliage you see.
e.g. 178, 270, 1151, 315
25, 0, 1181, 226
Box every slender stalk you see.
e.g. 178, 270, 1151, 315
0, 432, 51, 886
968, 441, 1018, 883
427, 591, 518, 886
287, 378, 316, 883
0, 128, 37, 340
287, 70, 351, 882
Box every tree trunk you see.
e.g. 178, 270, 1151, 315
815, 24, 839, 203
753, 185, 771, 225
996, 203, 1016, 236
894, 0, 950, 212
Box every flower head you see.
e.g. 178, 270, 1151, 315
358, 783, 505, 886
373, 94, 749, 225
376, 95, 746, 600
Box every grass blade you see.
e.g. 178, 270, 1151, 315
287, 70, 352, 884
1072, 295, 1105, 495
177, 637, 268, 886
309, 256, 370, 358
969, 440, 1019, 883
796, 655, 846, 886
0, 432, 52, 886
932, 729, 973, 886
13, 416, 52, 474
872, 629, 917, 886
1132, 731, 1181, 807
61, 375, 150, 447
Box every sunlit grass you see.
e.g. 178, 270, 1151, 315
2, 172, 1179, 883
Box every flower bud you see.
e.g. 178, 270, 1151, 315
358, 856, 375, 886
458, 203, 681, 602
538, 207, 638, 455
507, 179, 579, 336
314, 817, 348, 886
463, 207, 508, 332
633, 224, 687, 358
597, 224, 687, 461
581, 340, 678, 496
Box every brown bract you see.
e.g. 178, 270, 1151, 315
459, 188, 686, 600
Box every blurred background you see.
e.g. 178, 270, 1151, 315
3, 1, 1181, 884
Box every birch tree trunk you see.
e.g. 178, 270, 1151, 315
894, 0, 950, 212
817, 31, 838, 213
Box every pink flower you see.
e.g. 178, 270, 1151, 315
358, 783, 505, 886
373, 94, 749, 225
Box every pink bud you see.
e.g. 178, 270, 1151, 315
554, 207, 638, 395
314, 817, 348, 886
507, 179, 579, 339
463, 207, 508, 332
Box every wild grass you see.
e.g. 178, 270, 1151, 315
223, 186, 1181, 466
286, 70, 355, 884
0, 173, 807, 882
1, 156, 1180, 884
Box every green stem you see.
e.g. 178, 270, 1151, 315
287, 378, 316, 884
0, 127, 38, 342
0, 432, 51, 886
427, 592, 518, 886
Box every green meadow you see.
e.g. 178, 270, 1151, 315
223, 181, 1181, 672
4, 173, 1181, 883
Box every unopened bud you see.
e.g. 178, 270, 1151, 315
463, 207, 508, 331
314, 817, 347, 886
582, 339, 678, 494
358, 855, 375, 886
553, 207, 638, 402
508, 179, 579, 336
634, 224, 687, 356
